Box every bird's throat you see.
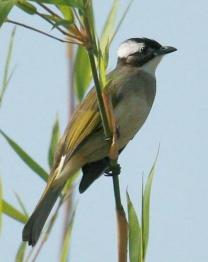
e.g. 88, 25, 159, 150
141, 56, 163, 76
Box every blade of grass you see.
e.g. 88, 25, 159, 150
0, 27, 16, 106
29, 0, 83, 9
127, 191, 142, 262
2, 199, 28, 224
57, 5, 74, 21
0, 129, 48, 182
60, 212, 75, 262
0, 178, 2, 233
48, 117, 60, 168
100, 0, 120, 52
142, 151, 159, 259
14, 192, 28, 217
111, 0, 133, 43
15, 242, 27, 262
16, 1, 37, 15
0, 0, 17, 27
74, 46, 91, 101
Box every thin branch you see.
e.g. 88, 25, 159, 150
36, 12, 79, 39
82, 2, 128, 262
73, 8, 85, 29
83, 0, 123, 212
6, 19, 81, 45
38, 2, 61, 18
36, 5, 73, 36
36, 3, 83, 41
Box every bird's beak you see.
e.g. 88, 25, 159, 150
155, 46, 177, 56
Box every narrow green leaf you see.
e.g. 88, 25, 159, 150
48, 117, 60, 168
98, 52, 107, 88
0, 27, 16, 106
16, 1, 37, 15
111, 0, 133, 42
60, 212, 75, 262
29, 0, 83, 9
100, 0, 120, 52
52, 18, 73, 30
14, 192, 28, 217
0, 178, 2, 232
103, 41, 110, 68
57, 5, 74, 21
127, 192, 142, 262
0, 0, 17, 27
39, 13, 58, 22
15, 242, 27, 262
74, 46, 91, 101
0, 129, 48, 182
142, 151, 159, 259
2, 200, 28, 224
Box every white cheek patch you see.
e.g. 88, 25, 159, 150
117, 40, 145, 58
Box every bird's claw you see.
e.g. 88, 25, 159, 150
104, 163, 121, 176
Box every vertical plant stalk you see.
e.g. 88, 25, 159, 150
61, 43, 76, 249
113, 177, 128, 262
82, 2, 128, 261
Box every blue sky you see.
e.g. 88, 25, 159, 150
0, 0, 208, 261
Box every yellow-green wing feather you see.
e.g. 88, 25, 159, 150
52, 69, 119, 169
62, 88, 100, 158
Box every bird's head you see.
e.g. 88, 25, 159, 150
117, 38, 177, 75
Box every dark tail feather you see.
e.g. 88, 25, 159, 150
22, 183, 64, 246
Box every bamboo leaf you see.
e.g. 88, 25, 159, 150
111, 0, 133, 43
52, 18, 73, 30
127, 192, 142, 262
60, 212, 75, 262
2, 200, 28, 224
0, 27, 16, 106
14, 192, 28, 217
0, 129, 48, 182
0, 178, 2, 232
29, 0, 83, 9
15, 242, 27, 262
0, 0, 17, 27
74, 46, 91, 101
57, 5, 74, 21
142, 152, 159, 259
48, 117, 60, 168
100, 0, 120, 52
98, 51, 107, 88
16, 1, 37, 15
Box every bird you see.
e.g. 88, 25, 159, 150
22, 37, 177, 246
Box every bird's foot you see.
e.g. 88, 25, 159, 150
104, 163, 121, 176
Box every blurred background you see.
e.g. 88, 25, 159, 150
0, 0, 208, 261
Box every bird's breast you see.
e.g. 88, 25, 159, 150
114, 74, 156, 149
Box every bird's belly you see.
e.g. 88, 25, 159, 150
77, 86, 155, 164
115, 93, 152, 149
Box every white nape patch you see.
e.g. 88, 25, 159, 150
117, 40, 145, 58
141, 56, 163, 76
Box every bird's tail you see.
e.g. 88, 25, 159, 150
22, 182, 65, 246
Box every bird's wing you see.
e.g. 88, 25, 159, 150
53, 69, 119, 170
63, 88, 101, 158
51, 87, 101, 172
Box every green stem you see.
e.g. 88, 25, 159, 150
87, 50, 111, 138
112, 174, 122, 209
6, 19, 77, 44
83, 1, 123, 213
